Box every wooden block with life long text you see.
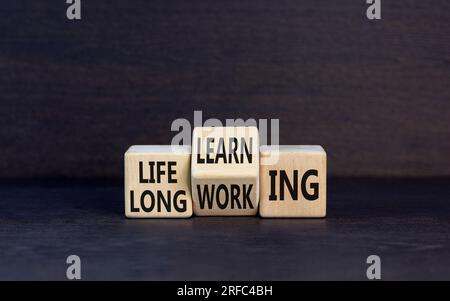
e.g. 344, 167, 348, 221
259, 145, 326, 218
124, 145, 193, 218
191, 126, 260, 216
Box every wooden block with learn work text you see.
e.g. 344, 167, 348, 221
191, 126, 260, 216
124, 145, 193, 218
259, 145, 326, 218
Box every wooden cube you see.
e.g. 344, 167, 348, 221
191, 126, 259, 216
259, 145, 326, 218
124, 145, 193, 218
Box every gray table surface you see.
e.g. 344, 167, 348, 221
0, 178, 449, 280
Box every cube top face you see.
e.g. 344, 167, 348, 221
126, 145, 191, 155
191, 126, 260, 216
259, 145, 326, 218
260, 145, 325, 155
124, 145, 193, 218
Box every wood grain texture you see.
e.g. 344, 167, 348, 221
0, 1, 449, 178
259, 145, 326, 218
191, 127, 259, 216
124, 145, 192, 218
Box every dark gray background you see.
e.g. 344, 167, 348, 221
1, 0, 449, 179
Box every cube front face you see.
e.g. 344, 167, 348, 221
259, 146, 326, 218
124, 146, 193, 218
191, 127, 259, 216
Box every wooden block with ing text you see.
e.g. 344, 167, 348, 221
124, 145, 193, 218
259, 145, 326, 218
191, 126, 259, 216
